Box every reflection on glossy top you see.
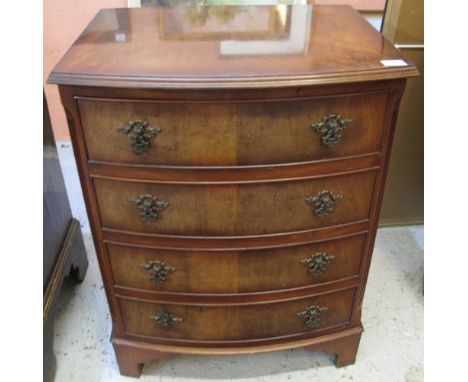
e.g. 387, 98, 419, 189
49, 5, 418, 89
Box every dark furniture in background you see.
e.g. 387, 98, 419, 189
49, 5, 417, 377
43, 92, 88, 382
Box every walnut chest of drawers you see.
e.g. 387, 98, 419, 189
49, 4, 418, 377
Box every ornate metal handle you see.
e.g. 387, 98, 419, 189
297, 305, 328, 328
306, 191, 342, 217
301, 252, 335, 277
150, 311, 183, 327
311, 113, 352, 147
141, 260, 175, 284
118, 120, 161, 155
130, 194, 168, 222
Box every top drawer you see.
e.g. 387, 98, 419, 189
77, 91, 389, 167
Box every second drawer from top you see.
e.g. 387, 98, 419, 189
78, 90, 389, 167
93, 170, 376, 237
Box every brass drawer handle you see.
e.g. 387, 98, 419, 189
301, 252, 335, 277
311, 113, 351, 147
141, 260, 175, 284
297, 305, 328, 328
150, 311, 183, 327
130, 194, 168, 222
118, 120, 161, 155
306, 190, 342, 217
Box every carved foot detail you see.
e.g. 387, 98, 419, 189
112, 337, 172, 378
113, 348, 144, 378
305, 326, 363, 368
324, 333, 361, 367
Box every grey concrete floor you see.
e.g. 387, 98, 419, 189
52, 143, 424, 382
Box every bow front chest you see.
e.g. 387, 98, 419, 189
49, 4, 417, 377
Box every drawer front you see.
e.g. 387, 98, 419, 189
94, 171, 376, 236
78, 92, 388, 166
109, 234, 365, 294
119, 288, 355, 342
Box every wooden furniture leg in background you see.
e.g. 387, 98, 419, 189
43, 219, 88, 382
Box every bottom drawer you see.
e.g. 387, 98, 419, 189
119, 288, 355, 342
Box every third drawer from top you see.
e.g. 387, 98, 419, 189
108, 232, 366, 294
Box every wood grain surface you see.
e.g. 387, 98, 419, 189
108, 233, 365, 294
48, 5, 417, 88
93, 170, 376, 236
118, 288, 355, 342
78, 91, 388, 166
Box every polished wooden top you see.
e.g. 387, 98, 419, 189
49, 5, 418, 89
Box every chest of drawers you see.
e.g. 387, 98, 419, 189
49, 4, 417, 377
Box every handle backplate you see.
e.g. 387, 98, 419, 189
150, 311, 183, 327
141, 260, 175, 284
311, 113, 351, 147
306, 190, 342, 217
130, 194, 168, 222
297, 305, 328, 328
301, 252, 335, 277
118, 120, 160, 155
